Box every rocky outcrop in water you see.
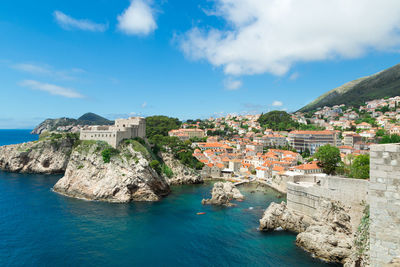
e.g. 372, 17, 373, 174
202, 182, 244, 206
0, 133, 77, 174
53, 140, 170, 202
260, 199, 354, 265
160, 152, 203, 185
296, 200, 353, 264
259, 202, 309, 233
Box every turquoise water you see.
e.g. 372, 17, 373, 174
0, 130, 337, 266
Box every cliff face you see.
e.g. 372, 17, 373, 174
53, 141, 170, 202
259, 200, 354, 265
160, 152, 203, 185
0, 135, 76, 174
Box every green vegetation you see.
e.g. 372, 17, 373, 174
350, 155, 370, 179
145, 116, 204, 170
314, 144, 341, 175
34, 113, 113, 132
300, 63, 400, 112
149, 135, 204, 170
161, 164, 174, 178
146, 115, 181, 138
354, 204, 370, 263
258, 111, 298, 131
258, 110, 324, 131
39, 132, 79, 141
124, 138, 151, 159
149, 160, 161, 174
101, 147, 120, 163
379, 134, 400, 144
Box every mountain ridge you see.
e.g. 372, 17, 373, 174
31, 112, 113, 134
298, 63, 400, 112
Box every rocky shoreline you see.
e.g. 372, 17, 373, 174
0, 134, 202, 203
259, 200, 368, 266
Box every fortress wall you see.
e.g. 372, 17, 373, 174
287, 176, 368, 230
369, 144, 400, 266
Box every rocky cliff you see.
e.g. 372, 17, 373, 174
0, 133, 77, 174
53, 140, 170, 202
202, 182, 244, 206
260, 199, 355, 265
160, 152, 203, 185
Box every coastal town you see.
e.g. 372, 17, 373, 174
165, 96, 400, 184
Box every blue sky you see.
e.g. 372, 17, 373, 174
1, 0, 400, 128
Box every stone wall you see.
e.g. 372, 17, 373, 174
287, 176, 368, 231
369, 144, 400, 266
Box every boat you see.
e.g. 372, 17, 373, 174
197, 212, 206, 215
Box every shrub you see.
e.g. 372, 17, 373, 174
162, 164, 173, 178
101, 148, 119, 163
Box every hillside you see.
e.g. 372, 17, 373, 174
31, 112, 113, 134
299, 63, 400, 112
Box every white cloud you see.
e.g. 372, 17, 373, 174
224, 77, 242, 90
117, 0, 157, 36
180, 0, 400, 76
141, 101, 147, 108
19, 80, 84, 98
289, 72, 299, 81
12, 63, 51, 75
272, 100, 283, 107
12, 62, 84, 80
53, 10, 107, 32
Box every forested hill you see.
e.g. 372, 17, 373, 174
31, 112, 113, 134
299, 63, 400, 112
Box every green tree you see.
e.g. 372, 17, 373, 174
376, 129, 386, 137
314, 144, 341, 175
380, 134, 400, 144
301, 148, 310, 158
350, 154, 370, 179
146, 115, 181, 139
257, 111, 298, 131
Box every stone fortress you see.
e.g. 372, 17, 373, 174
283, 143, 400, 266
80, 117, 146, 148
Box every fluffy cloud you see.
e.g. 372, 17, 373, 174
224, 77, 242, 90
141, 101, 147, 108
19, 80, 84, 98
180, 0, 400, 76
117, 0, 157, 36
54, 11, 107, 32
272, 100, 283, 107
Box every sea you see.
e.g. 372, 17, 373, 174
0, 130, 338, 267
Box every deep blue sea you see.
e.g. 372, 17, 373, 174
0, 130, 337, 267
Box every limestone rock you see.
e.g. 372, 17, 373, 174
53, 141, 170, 202
160, 152, 203, 185
296, 200, 353, 264
0, 134, 76, 174
385, 257, 400, 267
259, 202, 308, 233
202, 182, 244, 206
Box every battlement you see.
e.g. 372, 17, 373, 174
80, 117, 146, 148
